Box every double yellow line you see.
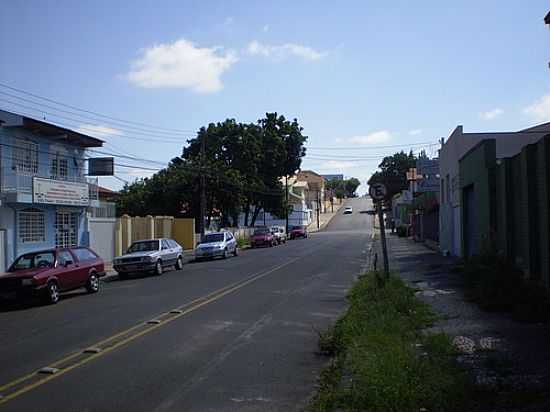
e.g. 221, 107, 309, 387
0, 256, 302, 405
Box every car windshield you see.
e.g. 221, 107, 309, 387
254, 228, 269, 235
203, 233, 224, 243
127, 240, 159, 253
10, 252, 55, 271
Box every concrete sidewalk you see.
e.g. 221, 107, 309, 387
374, 232, 550, 411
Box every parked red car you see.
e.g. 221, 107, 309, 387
250, 227, 276, 248
0, 247, 105, 305
289, 225, 308, 239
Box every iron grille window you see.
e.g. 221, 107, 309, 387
50, 156, 68, 180
18, 209, 46, 243
12, 140, 39, 175
55, 212, 78, 248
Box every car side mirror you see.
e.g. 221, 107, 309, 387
64, 260, 73, 267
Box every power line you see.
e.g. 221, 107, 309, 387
0, 99, 193, 142
306, 141, 438, 150
0, 90, 195, 138
0, 82, 196, 134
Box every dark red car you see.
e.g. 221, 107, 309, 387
0, 247, 105, 305
289, 225, 308, 239
250, 227, 276, 248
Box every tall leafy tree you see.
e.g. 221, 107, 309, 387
367, 150, 417, 200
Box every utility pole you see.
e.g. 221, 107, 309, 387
316, 190, 321, 230
199, 134, 206, 238
369, 183, 389, 279
285, 175, 289, 234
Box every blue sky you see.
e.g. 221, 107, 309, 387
1, 0, 549, 192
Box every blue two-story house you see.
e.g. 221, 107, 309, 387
0, 109, 104, 272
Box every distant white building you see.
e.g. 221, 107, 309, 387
238, 176, 312, 228
439, 123, 550, 257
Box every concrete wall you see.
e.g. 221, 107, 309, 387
89, 217, 116, 263
439, 123, 550, 257
459, 140, 496, 257
115, 215, 196, 256
172, 218, 195, 250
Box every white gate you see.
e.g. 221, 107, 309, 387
89, 217, 116, 263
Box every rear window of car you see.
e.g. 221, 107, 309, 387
72, 248, 98, 262
254, 229, 269, 235
203, 233, 224, 243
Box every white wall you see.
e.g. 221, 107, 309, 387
0, 206, 15, 267
88, 217, 116, 263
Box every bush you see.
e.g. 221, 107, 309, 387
397, 225, 408, 237
463, 253, 550, 320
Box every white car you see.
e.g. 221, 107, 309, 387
195, 231, 238, 260
343, 206, 353, 214
114, 238, 184, 278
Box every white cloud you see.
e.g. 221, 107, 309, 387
262, 25, 270, 32
349, 130, 392, 146
126, 38, 238, 93
76, 124, 123, 138
320, 160, 357, 169
409, 129, 422, 136
524, 94, 550, 122
479, 108, 503, 120
246, 40, 327, 61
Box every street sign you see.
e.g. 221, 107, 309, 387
369, 183, 387, 201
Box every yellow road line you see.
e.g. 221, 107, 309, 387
0, 256, 302, 405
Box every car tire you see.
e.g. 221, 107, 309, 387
43, 281, 59, 305
175, 256, 184, 270
86, 272, 100, 294
233, 247, 238, 256
223, 248, 229, 259
154, 260, 163, 276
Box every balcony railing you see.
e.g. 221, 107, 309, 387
0, 167, 98, 202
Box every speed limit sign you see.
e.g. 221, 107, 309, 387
369, 183, 387, 201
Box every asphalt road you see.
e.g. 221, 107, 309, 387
0, 197, 373, 412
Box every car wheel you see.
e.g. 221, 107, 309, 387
175, 256, 184, 270
233, 247, 239, 256
86, 272, 100, 294
154, 260, 163, 276
223, 248, 229, 259
43, 281, 59, 305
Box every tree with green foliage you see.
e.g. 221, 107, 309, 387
116, 113, 307, 227
367, 150, 417, 200
326, 177, 362, 199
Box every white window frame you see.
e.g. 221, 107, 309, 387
12, 139, 39, 176
18, 208, 46, 243
55, 211, 78, 248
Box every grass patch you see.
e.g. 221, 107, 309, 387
309, 272, 476, 412
236, 237, 250, 248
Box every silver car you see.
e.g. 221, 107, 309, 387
195, 231, 238, 260
113, 238, 184, 279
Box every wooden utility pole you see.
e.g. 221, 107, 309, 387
199, 134, 206, 237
